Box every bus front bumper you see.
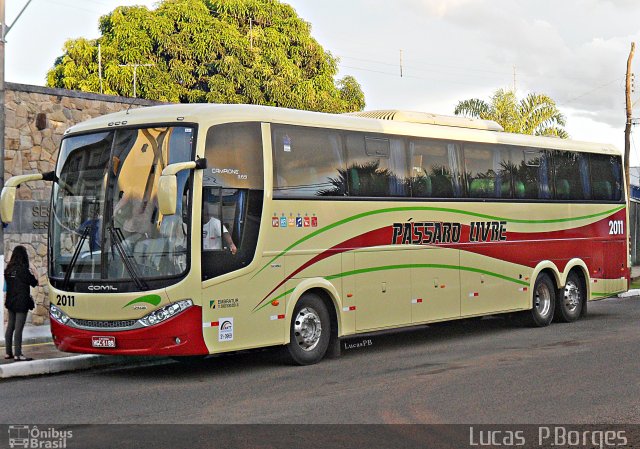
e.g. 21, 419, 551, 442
50, 306, 208, 356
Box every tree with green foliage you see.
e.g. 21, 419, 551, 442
46, 0, 365, 113
454, 89, 568, 138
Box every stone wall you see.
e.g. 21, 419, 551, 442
4, 83, 161, 324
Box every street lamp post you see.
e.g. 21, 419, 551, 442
119, 63, 154, 98
1, 0, 32, 342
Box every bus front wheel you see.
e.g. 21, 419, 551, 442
286, 293, 331, 365
555, 271, 584, 323
526, 273, 556, 327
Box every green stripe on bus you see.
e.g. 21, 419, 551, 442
254, 263, 528, 312
122, 294, 162, 309
253, 205, 624, 278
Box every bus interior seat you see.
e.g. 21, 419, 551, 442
389, 176, 406, 196
431, 175, 453, 198
514, 181, 525, 198
593, 181, 612, 199
469, 178, 494, 197
349, 168, 361, 195
412, 174, 432, 197
556, 179, 571, 199
500, 181, 510, 197
133, 217, 181, 274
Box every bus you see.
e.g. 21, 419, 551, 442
0, 104, 629, 365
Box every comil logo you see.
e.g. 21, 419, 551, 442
88, 285, 118, 291
8, 426, 73, 448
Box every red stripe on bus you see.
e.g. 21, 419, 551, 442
254, 209, 627, 312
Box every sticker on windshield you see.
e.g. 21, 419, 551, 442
219, 318, 234, 342
283, 135, 291, 152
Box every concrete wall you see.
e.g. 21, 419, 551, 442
4, 83, 161, 324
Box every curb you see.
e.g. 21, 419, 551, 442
618, 289, 640, 298
0, 354, 160, 379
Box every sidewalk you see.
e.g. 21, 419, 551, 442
1, 322, 161, 379
0, 321, 52, 347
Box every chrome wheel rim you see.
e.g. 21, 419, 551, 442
293, 307, 322, 352
534, 282, 552, 317
564, 280, 581, 313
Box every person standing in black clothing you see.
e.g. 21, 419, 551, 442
4, 245, 37, 361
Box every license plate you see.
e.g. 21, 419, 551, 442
92, 336, 116, 348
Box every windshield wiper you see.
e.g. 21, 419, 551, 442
62, 224, 92, 290
108, 226, 149, 291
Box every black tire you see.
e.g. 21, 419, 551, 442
286, 293, 331, 366
524, 273, 556, 327
555, 271, 584, 323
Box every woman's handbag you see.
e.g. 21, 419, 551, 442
28, 295, 35, 310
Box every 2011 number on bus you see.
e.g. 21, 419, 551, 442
609, 220, 624, 235
56, 295, 75, 307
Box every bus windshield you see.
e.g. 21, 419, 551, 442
49, 126, 194, 287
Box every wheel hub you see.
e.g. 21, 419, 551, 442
564, 281, 581, 312
534, 283, 551, 317
293, 307, 322, 352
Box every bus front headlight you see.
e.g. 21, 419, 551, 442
138, 299, 193, 327
50, 304, 70, 324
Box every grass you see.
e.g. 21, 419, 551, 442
630, 278, 640, 290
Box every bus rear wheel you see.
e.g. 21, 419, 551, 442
525, 273, 556, 327
286, 293, 331, 366
555, 271, 584, 323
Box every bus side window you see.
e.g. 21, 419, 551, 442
272, 125, 345, 197
201, 187, 263, 280
409, 139, 457, 199
345, 132, 409, 197
462, 144, 512, 199
590, 154, 622, 201
202, 188, 237, 253
552, 150, 588, 200
511, 148, 549, 199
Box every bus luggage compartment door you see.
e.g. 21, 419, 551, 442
354, 249, 411, 331
410, 247, 461, 324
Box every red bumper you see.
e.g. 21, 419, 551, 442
51, 305, 209, 356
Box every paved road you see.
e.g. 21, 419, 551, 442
2, 296, 639, 424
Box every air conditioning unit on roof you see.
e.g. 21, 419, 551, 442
347, 110, 504, 132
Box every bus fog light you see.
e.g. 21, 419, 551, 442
175, 337, 181, 344
138, 299, 193, 327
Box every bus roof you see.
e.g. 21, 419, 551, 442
65, 103, 621, 157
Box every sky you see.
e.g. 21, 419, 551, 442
5, 0, 640, 165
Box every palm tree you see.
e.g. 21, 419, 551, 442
454, 89, 568, 138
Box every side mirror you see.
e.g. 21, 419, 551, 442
158, 175, 178, 215
157, 160, 206, 216
0, 186, 17, 224
0, 173, 53, 223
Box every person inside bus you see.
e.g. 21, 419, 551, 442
202, 203, 237, 254
78, 202, 102, 252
